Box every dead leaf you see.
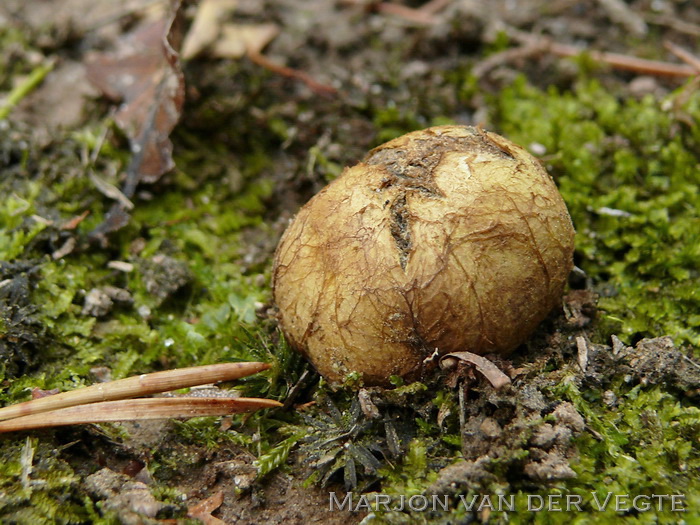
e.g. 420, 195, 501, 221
31, 388, 60, 399
440, 351, 512, 389
181, 0, 239, 59
60, 210, 90, 230
181, 0, 278, 60
188, 491, 225, 525
12, 59, 96, 133
85, 0, 186, 242
213, 23, 279, 58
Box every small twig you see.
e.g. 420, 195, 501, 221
440, 351, 512, 389
419, 0, 451, 16
376, 0, 450, 25
0, 362, 272, 422
247, 49, 337, 97
0, 397, 282, 433
550, 42, 698, 77
343, 0, 448, 25
473, 42, 547, 78
506, 29, 697, 78
645, 14, 700, 38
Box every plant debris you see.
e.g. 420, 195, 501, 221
0, 262, 46, 379
181, 0, 279, 61
187, 490, 225, 525
440, 351, 512, 390
85, 0, 186, 242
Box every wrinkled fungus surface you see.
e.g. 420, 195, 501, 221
273, 126, 575, 385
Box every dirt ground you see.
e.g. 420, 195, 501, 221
1, 0, 699, 524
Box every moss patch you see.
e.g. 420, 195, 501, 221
493, 77, 700, 349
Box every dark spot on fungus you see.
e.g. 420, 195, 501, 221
389, 195, 411, 270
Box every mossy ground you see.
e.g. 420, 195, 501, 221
1, 1, 699, 523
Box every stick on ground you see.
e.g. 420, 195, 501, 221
0, 362, 272, 422
0, 397, 283, 433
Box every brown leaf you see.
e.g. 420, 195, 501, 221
181, 0, 239, 59
212, 23, 280, 58
181, 0, 279, 60
188, 491, 225, 525
31, 388, 60, 399
440, 351, 512, 390
85, 0, 186, 240
86, 5, 185, 186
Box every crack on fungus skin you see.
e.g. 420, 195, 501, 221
365, 128, 516, 272
389, 195, 411, 269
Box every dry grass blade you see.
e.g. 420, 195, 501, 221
376, 2, 436, 25
0, 362, 271, 422
441, 351, 512, 389
247, 49, 337, 96
0, 397, 283, 433
550, 43, 697, 77
506, 28, 698, 78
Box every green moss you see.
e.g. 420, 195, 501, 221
0, 27, 40, 93
0, 114, 297, 521
493, 77, 700, 349
0, 438, 87, 523
553, 382, 700, 524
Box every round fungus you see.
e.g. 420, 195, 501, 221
273, 126, 575, 385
